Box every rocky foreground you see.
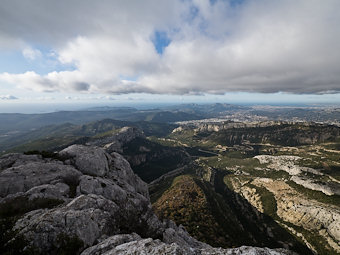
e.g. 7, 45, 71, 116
0, 144, 297, 254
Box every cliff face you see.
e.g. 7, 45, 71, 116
180, 122, 340, 146
0, 145, 295, 254
86, 126, 146, 153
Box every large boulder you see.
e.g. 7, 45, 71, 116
59, 145, 110, 177
0, 161, 81, 198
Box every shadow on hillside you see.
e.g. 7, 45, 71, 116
211, 169, 313, 255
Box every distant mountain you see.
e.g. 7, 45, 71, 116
0, 118, 177, 153
0, 108, 201, 135
165, 103, 248, 114
142, 111, 202, 122
82, 106, 137, 111
0, 110, 136, 134
1, 104, 340, 138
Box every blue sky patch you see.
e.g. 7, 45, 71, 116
152, 31, 171, 55
119, 75, 138, 82
0, 48, 75, 75
229, 0, 246, 7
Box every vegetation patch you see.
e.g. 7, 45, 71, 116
287, 181, 340, 207
92, 129, 120, 139
248, 183, 277, 218
153, 175, 231, 247
54, 233, 84, 255
0, 217, 37, 255
0, 196, 61, 254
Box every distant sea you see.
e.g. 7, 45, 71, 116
0, 101, 338, 114
0, 103, 94, 114
0, 102, 179, 114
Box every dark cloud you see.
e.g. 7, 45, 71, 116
72, 82, 90, 91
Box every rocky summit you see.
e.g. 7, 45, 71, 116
0, 144, 295, 254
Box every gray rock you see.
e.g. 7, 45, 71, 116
80, 233, 142, 255
163, 225, 206, 249
109, 152, 149, 198
0, 153, 43, 170
81, 235, 295, 255
26, 183, 70, 200
0, 183, 70, 206
60, 145, 110, 177
76, 175, 151, 225
14, 194, 120, 251
77, 175, 128, 203
83, 237, 189, 255
0, 161, 81, 198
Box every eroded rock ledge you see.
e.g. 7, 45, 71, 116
0, 145, 295, 254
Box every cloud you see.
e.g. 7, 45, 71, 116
0, 95, 18, 100
64, 95, 115, 101
105, 96, 116, 100
22, 47, 42, 60
36, 96, 55, 100
0, 0, 340, 95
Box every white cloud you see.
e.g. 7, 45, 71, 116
36, 96, 55, 101
64, 95, 115, 101
105, 96, 116, 100
0, 95, 18, 100
0, 0, 340, 95
22, 47, 42, 60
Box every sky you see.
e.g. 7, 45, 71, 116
0, 0, 340, 111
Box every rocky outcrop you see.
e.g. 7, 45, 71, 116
290, 176, 340, 196
183, 122, 340, 146
81, 234, 296, 255
0, 154, 81, 199
60, 145, 110, 177
251, 178, 340, 253
192, 121, 290, 133
87, 126, 145, 153
254, 155, 324, 176
255, 155, 340, 196
0, 145, 295, 254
